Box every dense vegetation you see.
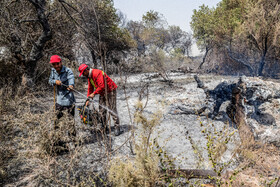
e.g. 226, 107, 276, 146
0, 0, 193, 88
1, 0, 280, 86
191, 0, 280, 77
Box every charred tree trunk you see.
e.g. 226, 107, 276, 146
90, 50, 97, 68
194, 75, 209, 98
257, 50, 267, 77
257, 35, 268, 77
226, 78, 255, 146
198, 46, 209, 69
25, 0, 52, 81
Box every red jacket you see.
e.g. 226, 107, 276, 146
87, 69, 117, 97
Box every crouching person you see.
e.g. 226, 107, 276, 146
78, 64, 121, 136
49, 55, 76, 143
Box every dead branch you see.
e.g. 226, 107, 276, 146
194, 75, 209, 98
225, 47, 254, 75
170, 105, 207, 116
166, 169, 217, 181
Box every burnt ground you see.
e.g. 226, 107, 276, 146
5, 73, 280, 186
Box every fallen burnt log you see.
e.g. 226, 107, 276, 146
171, 67, 194, 74
169, 105, 207, 115
170, 75, 237, 118
183, 75, 277, 145
166, 169, 217, 179
162, 169, 217, 184
194, 75, 237, 118
170, 76, 255, 145
174, 76, 278, 126
170, 75, 279, 136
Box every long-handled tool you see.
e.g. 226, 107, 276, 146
60, 83, 118, 117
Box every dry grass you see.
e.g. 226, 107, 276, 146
221, 143, 280, 186
0, 85, 112, 186
0, 85, 17, 185
108, 148, 160, 187
108, 101, 163, 187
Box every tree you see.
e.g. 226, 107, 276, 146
168, 26, 192, 57
141, 10, 170, 51
126, 20, 146, 56
180, 32, 192, 57
214, 0, 255, 74
116, 10, 128, 28
191, 0, 280, 76
142, 10, 165, 28
191, 5, 216, 69
168, 26, 183, 49
0, 0, 77, 86
239, 0, 280, 76
0, 0, 52, 83
60, 0, 134, 70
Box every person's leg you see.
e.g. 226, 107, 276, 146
99, 95, 108, 132
55, 103, 64, 129
108, 90, 121, 136
55, 103, 64, 119
67, 104, 76, 138
68, 104, 75, 117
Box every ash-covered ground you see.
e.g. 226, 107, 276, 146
75, 72, 280, 171
7, 73, 280, 186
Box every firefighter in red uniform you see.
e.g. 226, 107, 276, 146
78, 64, 121, 136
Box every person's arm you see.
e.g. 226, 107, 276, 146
48, 69, 56, 86
87, 79, 94, 97
85, 79, 94, 106
87, 80, 95, 98
67, 68, 75, 90
49, 69, 62, 86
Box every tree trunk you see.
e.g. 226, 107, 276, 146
258, 54, 266, 77
186, 48, 190, 58
101, 46, 107, 73
90, 50, 97, 68
25, 0, 52, 81
227, 78, 255, 146
198, 46, 209, 69
258, 36, 268, 76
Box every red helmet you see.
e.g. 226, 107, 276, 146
49, 55, 61, 63
78, 64, 88, 77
